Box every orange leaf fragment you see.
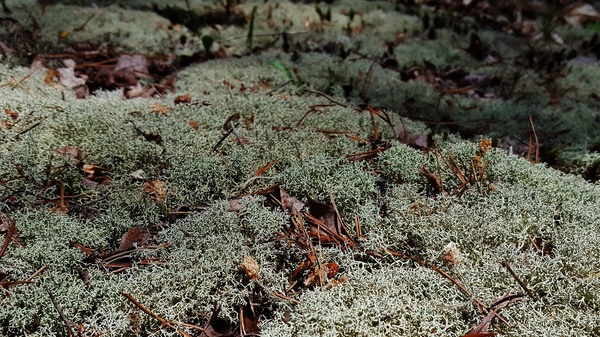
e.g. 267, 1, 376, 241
82, 164, 107, 178
150, 103, 170, 115
189, 120, 198, 130
143, 180, 167, 204
4, 108, 18, 119
174, 93, 191, 104
254, 160, 277, 178
326, 261, 339, 278
241, 255, 260, 280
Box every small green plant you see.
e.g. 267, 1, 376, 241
202, 35, 216, 56
267, 60, 294, 80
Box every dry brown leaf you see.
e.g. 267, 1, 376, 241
4, 108, 18, 119
398, 123, 428, 148
240, 303, 260, 335
114, 54, 149, 79
143, 180, 167, 204
51, 146, 85, 166
280, 188, 305, 214
241, 255, 259, 280
44, 68, 60, 85
326, 261, 339, 278
118, 227, 151, 251
204, 306, 232, 337
82, 164, 107, 177
125, 84, 157, 99
228, 198, 245, 212
150, 103, 170, 114
174, 93, 192, 104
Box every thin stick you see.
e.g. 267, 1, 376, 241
265, 79, 293, 96
302, 88, 351, 108
528, 115, 539, 163
501, 260, 538, 301
14, 119, 44, 139
119, 290, 203, 336
218, 30, 309, 42
46, 287, 75, 337
25, 265, 47, 282
229, 121, 245, 148
385, 248, 489, 313
211, 128, 234, 152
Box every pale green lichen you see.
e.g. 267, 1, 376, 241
1, 1, 600, 337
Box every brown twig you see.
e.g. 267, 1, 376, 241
528, 115, 539, 164
46, 287, 76, 337
119, 290, 203, 336
501, 260, 538, 301
302, 88, 352, 108
385, 248, 489, 313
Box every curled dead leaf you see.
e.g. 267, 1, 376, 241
143, 180, 167, 204
280, 188, 305, 214
174, 93, 191, 104
118, 227, 151, 251
150, 103, 170, 114
326, 261, 339, 278
4, 108, 18, 119
51, 146, 85, 166
82, 164, 107, 178
241, 255, 260, 280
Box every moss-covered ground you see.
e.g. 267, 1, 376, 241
1, 0, 600, 336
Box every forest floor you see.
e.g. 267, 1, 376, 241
1, 1, 600, 336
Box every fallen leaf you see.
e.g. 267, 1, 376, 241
51, 146, 85, 166
114, 54, 149, 79
280, 188, 305, 214
117, 226, 151, 251
397, 123, 428, 148
74, 84, 90, 98
82, 164, 107, 178
174, 93, 191, 104
241, 255, 259, 280
240, 302, 260, 335
143, 180, 167, 204
204, 305, 232, 337
57, 59, 87, 88
44, 68, 60, 85
125, 84, 157, 99
4, 108, 18, 119
150, 103, 170, 114
326, 261, 339, 278
564, 3, 600, 26
306, 198, 337, 234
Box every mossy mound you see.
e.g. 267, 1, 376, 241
1, 1, 600, 336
